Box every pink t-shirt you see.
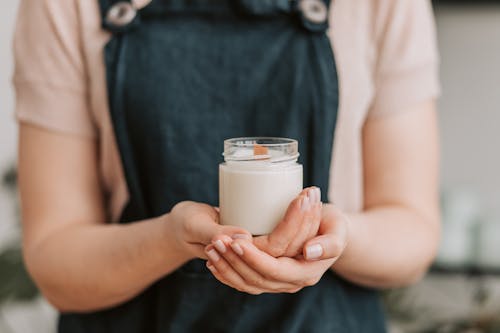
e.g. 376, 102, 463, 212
13, 0, 440, 221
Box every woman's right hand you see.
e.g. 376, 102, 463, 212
168, 201, 252, 261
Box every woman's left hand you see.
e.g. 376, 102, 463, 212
205, 205, 349, 294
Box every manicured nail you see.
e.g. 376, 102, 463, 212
214, 239, 226, 253
305, 244, 323, 260
307, 189, 314, 203
309, 187, 319, 203
232, 233, 250, 240
307, 188, 316, 205
230, 242, 244, 256
315, 188, 321, 203
207, 249, 220, 262
301, 195, 311, 212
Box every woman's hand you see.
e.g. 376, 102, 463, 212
169, 201, 252, 262
253, 187, 322, 258
205, 204, 349, 294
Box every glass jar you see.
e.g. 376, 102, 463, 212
219, 137, 303, 235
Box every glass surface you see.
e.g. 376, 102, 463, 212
223, 137, 299, 163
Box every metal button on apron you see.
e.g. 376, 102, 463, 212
106, 2, 137, 27
298, 0, 328, 24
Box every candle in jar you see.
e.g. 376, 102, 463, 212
219, 137, 303, 235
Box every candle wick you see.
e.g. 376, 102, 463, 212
253, 144, 269, 157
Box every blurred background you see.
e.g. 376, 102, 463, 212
0, 1, 499, 332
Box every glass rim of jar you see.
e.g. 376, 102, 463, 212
224, 137, 298, 147
223, 137, 300, 163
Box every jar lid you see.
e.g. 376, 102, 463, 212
223, 137, 299, 163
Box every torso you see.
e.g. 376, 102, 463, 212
76, 0, 378, 222
57, 1, 386, 332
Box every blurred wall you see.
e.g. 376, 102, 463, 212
0, 0, 18, 170
436, 5, 500, 222
0, 0, 20, 248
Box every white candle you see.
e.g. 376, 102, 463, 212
219, 138, 303, 235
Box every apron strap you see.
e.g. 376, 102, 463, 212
99, 0, 331, 34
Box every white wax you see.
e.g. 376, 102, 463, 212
219, 161, 303, 235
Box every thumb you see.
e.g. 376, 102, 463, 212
207, 206, 252, 242
191, 218, 251, 245
303, 234, 345, 261
183, 205, 251, 245
302, 210, 349, 261
212, 224, 252, 243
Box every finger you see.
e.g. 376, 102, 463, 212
305, 201, 322, 241
212, 236, 299, 292
191, 244, 209, 260
285, 188, 322, 256
234, 239, 329, 285
253, 195, 304, 256
206, 259, 239, 290
303, 207, 349, 261
207, 260, 246, 292
190, 216, 251, 246
205, 245, 264, 295
253, 187, 316, 257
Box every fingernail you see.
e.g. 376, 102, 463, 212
207, 249, 221, 262
315, 188, 321, 203
307, 188, 316, 205
214, 239, 226, 253
301, 195, 311, 212
305, 244, 323, 260
232, 233, 250, 240
310, 187, 319, 203
307, 189, 314, 203
230, 242, 244, 256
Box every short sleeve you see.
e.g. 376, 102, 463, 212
13, 0, 96, 138
368, 0, 440, 119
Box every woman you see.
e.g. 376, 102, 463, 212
14, 0, 440, 332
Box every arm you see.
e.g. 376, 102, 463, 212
19, 124, 249, 312
332, 100, 440, 288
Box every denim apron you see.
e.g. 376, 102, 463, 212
58, 0, 387, 331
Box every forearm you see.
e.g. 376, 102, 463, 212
23, 214, 188, 312
331, 205, 440, 288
